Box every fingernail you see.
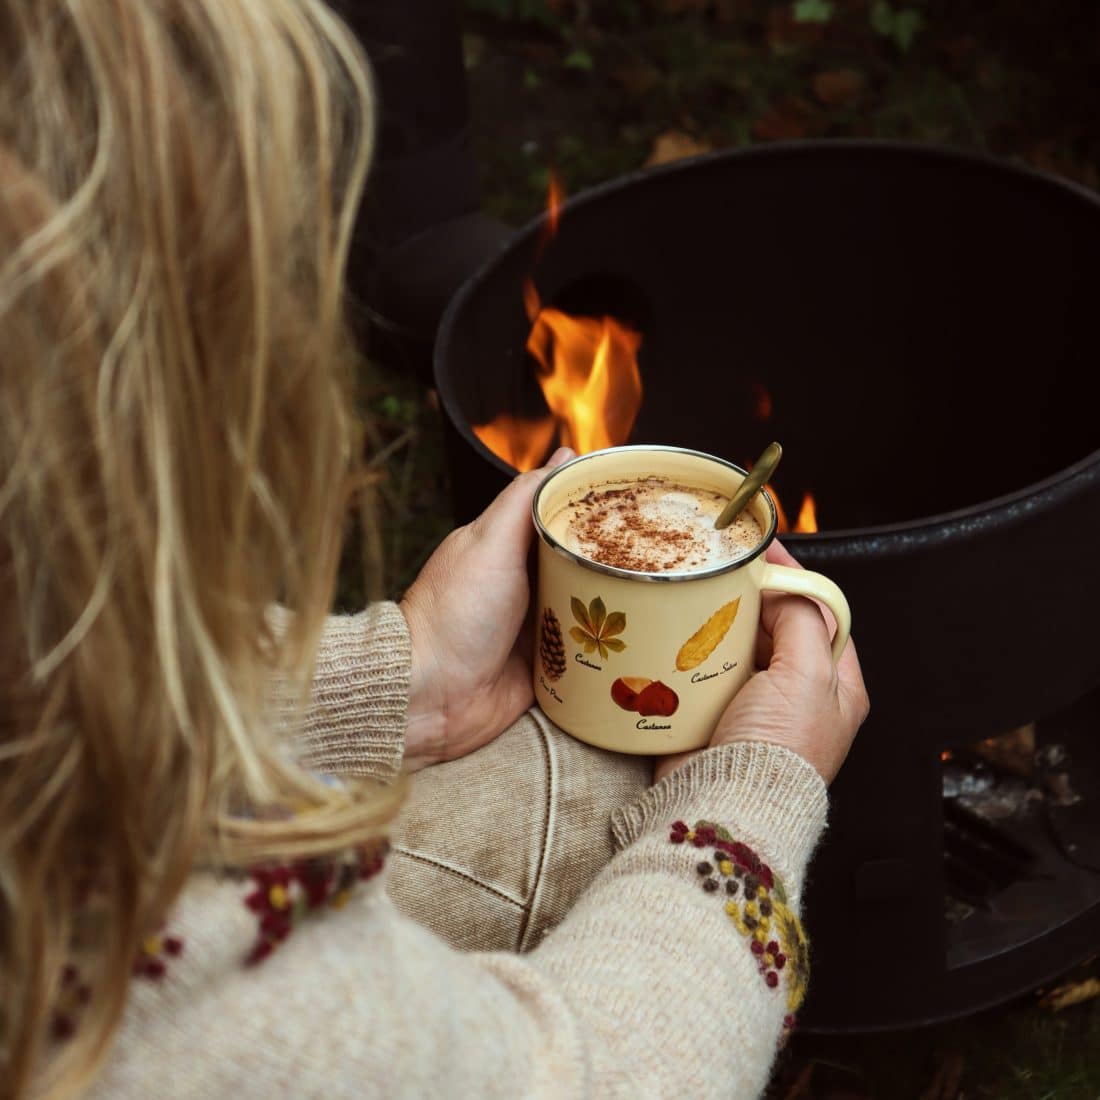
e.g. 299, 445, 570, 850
548, 447, 576, 467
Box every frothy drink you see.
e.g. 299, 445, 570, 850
548, 476, 764, 574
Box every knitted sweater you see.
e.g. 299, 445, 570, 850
75, 602, 827, 1099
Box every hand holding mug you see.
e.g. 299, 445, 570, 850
401, 448, 575, 770
655, 539, 870, 784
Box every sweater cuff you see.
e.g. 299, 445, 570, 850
271, 602, 412, 783
611, 741, 827, 904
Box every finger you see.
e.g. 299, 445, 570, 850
471, 461, 558, 553
765, 538, 803, 569
835, 633, 870, 726
764, 591, 834, 678
753, 540, 796, 667
545, 446, 575, 469
753, 590, 780, 668
765, 537, 838, 637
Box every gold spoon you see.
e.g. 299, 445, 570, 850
714, 441, 783, 530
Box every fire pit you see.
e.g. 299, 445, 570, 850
430, 140, 1100, 1031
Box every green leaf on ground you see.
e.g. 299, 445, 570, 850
871, 2, 925, 53
564, 48, 594, 71
792, 0, 834, 24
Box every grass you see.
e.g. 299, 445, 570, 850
765, 960, 1100, 1098
461, 0, 1098, 226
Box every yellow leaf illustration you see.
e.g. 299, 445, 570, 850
675, 598, 741, 671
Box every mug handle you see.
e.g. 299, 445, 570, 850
759, 564, 851, 662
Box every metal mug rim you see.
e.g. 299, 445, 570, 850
531, 444, 779, 583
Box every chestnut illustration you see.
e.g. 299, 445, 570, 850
611, 676, 653, 710
610, 676, 679, 718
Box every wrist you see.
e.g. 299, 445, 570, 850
400, 597, 447, 771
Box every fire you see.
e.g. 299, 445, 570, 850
770, 489, 818, 534
795, 492, 818, 533
751, 383, 772, 421
473, 415, 556, 474
471, 181, 822, 531
546, 173, 565, 237
475, 175, 644, 471
526, 308, 642, 456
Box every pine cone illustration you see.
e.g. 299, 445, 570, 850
539, 607, 567, 682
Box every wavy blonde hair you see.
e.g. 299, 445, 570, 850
0, 2, 397, 1094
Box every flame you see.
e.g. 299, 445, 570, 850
771, 490, 819, 534
795, 493, 818, 533
751, 383, 772, 421
473, 415, 556, 473
526, 308, 642, 455
546, 172, 565, 237
473, 180, 821, 530
747, 383, 819, 533
476, 175, 644, 470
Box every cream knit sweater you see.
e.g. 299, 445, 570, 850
75, 602, 827, 1099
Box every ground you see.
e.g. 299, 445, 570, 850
347, 2, 1100, 1095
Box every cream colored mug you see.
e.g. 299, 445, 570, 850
531, 445, 851, 755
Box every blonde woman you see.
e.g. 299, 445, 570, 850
0, 2, 869, 1097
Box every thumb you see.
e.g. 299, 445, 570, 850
472, 447, 576, 548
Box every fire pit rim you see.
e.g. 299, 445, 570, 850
434, 139, 1100, 548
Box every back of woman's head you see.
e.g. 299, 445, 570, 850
0, 2, 388, 1093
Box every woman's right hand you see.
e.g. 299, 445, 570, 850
655, 539, 870, 784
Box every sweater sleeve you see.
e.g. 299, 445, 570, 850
90, 740, 826, 1100
267, 602, 412, 783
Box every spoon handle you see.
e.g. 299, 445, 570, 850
714, 442, 783, 530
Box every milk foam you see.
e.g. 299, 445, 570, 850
548, 477, 763, 574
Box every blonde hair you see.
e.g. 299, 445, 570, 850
0, 2, 397, 1094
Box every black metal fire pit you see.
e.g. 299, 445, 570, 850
431, 141, 1100, 1031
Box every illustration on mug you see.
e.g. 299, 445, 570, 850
539, 608, 567, 682
611, 677, 679, 718
569, 596, 627, 661
676, 597, 741, 671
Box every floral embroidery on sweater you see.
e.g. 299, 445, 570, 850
52, 932, 186, 1042
52, 965, 93, 1041
134, 931, 186, 980
244, 840, 388, 965
670, 820, 808, 1023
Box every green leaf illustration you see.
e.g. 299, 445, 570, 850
567, 594, 628, 661
602, 611, 627, 637
588, 596, 607, 633
571, 596, 593, 633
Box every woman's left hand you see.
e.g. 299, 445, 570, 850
399, 448, 574, 770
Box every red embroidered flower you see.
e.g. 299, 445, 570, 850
134, 932, 185, 981
244, 841, 387, 965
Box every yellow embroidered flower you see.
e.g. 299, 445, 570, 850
772, 900, 810, 1013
